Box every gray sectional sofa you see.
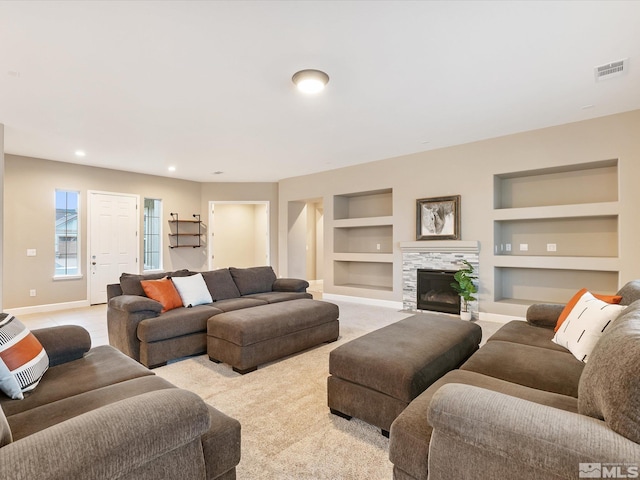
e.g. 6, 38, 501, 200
107, 266, 312, 368
389, 280, 640, 480
0, 325, 240, 480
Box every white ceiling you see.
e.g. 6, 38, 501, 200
1, 1, 639, 183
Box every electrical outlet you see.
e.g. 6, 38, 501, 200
376, 243, 381, 251
519, 244, 529, 251
29, 289, 36, 297
547, 243, 557, 252
505, 243, 511, 252
27, 249, 37, 257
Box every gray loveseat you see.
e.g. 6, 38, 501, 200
107, 266, 311, 368
0, 325, 240, 480
389, 280, 640, 480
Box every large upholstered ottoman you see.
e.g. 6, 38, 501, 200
208, 299, 339, 374
328, 313, 482, 435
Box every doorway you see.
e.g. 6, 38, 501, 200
287, 199, 323, 284
88, 191, 139, 304
208, 201, 270, 269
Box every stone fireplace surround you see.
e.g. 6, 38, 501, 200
400, 240, 480, 315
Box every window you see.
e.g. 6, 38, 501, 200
143, 198, 162, 271
55, 190, 80, 277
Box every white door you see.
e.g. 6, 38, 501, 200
89, 192, 138, 304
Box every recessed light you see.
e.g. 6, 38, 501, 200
168, 166, 176, 172
292, 69, 330, 94
580, 104, 595, 110
211, 171, 224, 175
75, 150, 86, 157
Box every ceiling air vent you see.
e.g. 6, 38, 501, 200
594, 59, 628, 81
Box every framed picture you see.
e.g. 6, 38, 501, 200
416, 195, 461, 240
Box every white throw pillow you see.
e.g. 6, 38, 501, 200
171, 273, 212, 307
552, 291, 625, 362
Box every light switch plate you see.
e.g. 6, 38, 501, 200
27, 249, 37, 257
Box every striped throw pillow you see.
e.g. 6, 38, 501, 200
0, 314, 49, 398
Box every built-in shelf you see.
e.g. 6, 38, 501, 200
494, 159, 618, 209
331, 189, 393, 297
334, 188, 393, 219
334, 225, 393, 254
168, 213, 203, 248
494, 267, 619, 305
333, 261, 393, 291
492, 160, 620, 306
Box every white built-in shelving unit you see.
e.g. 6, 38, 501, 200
331, 188, 394, 296
492, 159, 619, 306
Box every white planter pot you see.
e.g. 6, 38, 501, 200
460, 311, 472, 321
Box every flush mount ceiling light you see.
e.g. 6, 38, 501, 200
75, 150, 86, 157
292, 69, 329, 94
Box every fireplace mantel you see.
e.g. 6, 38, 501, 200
399, 240, 479, 254
400, 240, 479, 313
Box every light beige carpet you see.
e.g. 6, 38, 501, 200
154, 301, 498, 479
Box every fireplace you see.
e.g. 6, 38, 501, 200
417, 269, 460, 314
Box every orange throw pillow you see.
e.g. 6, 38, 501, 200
554, 288, 623, 332
140, 277, 183, 313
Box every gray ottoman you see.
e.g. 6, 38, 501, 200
208, 299, 339, 374
327, 313, 481, 435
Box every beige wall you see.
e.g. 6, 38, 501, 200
210, 203, 268, 268
278, 110, 640, 314
4, 155, 203, 309
200, 182, 278, 272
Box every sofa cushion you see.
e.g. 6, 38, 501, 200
120, 269, 191, 296
171, 273, 212, 307
141, 277, 184, 313
207, 297, 267, 312
0, 345, 153, 417
0, 314, 49, 398
460, 340, 584, 397
486, 320, 569, 352
552, 291, 624, 362
201, 269, 241, 301
137, 305, 222, 343
6, 375, 176, 441
578, 301, 640, 443
229, 266, 277, 296
244, 291, 312, 304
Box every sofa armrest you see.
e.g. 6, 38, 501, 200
106, 283, 123, 301
272, 278, 309, 293
427, 384, 640, 480
525, 303, 564, 329
31, 326, 91, 367
109, 294, 163, 314
0, 389, 211, 480
107, 295, 162, 362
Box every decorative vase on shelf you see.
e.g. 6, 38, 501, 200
451, 260, 478, 321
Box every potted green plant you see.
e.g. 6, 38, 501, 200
451, 260, 478, 320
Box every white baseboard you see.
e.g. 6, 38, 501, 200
322, 293, 404, 310
478, 311, 525, 324
6, 300, 91, 316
